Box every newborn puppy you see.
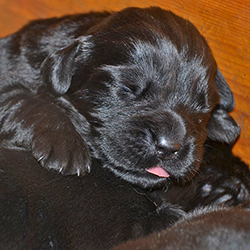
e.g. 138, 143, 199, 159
0, 7, 239, 188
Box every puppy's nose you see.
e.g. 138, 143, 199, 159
155, 137, 181, 160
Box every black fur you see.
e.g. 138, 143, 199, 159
0, 8, 247, 248
113, 205, 250, 250
0, 141, 249, 249
0, 7, 240, 189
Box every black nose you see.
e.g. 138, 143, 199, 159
155, 137, 181, 160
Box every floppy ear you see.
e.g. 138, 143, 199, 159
214, 69, 235, 112
41, 36, 93, 96
41, 35, 93, 96
207, 69, 240, 144
41, 41, 81, 96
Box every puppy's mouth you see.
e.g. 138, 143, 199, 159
146, 166, 170, 178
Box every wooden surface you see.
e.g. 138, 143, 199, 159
0, 0, 249, 165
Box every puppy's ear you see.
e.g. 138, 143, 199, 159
41, 36, 92, 96
207, 69, 240, 144
207, 108, 240, 144
41, 41, 80, 95
214, 69, 235, 112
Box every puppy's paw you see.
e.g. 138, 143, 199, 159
32, 128, 91, 175
200, 174, 250, 206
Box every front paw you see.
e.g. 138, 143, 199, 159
32, 129, 91, 175
200, 173, 250, 206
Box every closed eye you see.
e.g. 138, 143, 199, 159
123, 83, 141, 94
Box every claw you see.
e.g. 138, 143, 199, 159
38, 155, 44, 161
77, 168, 81, 177
87, 165, 91, 173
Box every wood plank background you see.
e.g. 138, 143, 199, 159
0, 0, 249, 165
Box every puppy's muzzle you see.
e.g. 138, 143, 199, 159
132, 109, 186, 160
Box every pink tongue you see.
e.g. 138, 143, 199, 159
146, 166, 170, 178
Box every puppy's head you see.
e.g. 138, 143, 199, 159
42, 7, 240, 188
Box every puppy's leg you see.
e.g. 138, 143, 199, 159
0, 84, 91, 175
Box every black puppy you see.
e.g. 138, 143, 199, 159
0, 141, 249, 249
0, 7, 239, 189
